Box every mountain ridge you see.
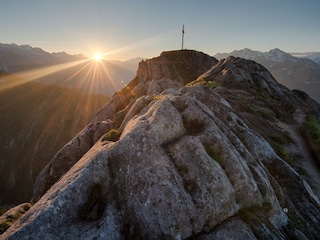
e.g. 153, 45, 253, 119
0, 43, 141, 96
0, 43, 85, 73
2, 50, 320, 239
215, 48, 320, 64
291, 51, 320, 65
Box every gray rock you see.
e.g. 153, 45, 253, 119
3, 50, 320, 239
31, 120, 114, 203
195, 218, 257, 240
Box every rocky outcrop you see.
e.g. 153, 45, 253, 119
214, 48, 320, 103
31, 50, 218, 204
3, 50, 320, 239
137, 50, 217, 85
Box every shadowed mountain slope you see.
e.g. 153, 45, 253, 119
0, 74, 109, 205
2, 50, 320, 239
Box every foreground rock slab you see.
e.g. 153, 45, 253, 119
3, 50, 320, 239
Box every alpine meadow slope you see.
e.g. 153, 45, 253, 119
2, 50, 320, 239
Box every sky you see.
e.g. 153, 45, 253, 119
1, 0, 319, 60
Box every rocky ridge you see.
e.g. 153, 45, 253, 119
2, 50, 320, 239
214, 48, 320, 103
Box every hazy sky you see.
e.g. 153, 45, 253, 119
1, 0, 319, 59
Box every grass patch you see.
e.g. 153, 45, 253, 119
238, 204, 261, 223
205, 80, 220, 89
0, 204, 31, 234
0, 206, 11, 216
282, 102, 296, 115
283, 209, 313, 239
152, 94, 164, 101
0, 222, 11, 235
292, 89, 309, 100
248, 87, 268, 101
270, 131, 294, 145
187, 78, 220, 89
301, 115, 320, 166
101, 128, 122, 142
249, 105, 271, 120
302, 115, 320, 141
273, 143, 293, 163
236, 99, 273, 121
270, 133, 295, 166
270, 131, 296, 165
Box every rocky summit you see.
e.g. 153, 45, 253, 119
2, 50, 320, 239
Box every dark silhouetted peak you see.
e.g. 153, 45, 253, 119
93, 50, 217, 122
137, 49, 217, 84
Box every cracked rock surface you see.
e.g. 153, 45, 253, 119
3, 50, 320, 239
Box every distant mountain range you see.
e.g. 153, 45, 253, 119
4, 44, 318, 102
291, 52, 320, 65
214, 48, 320, 103
0, 43, 85, 72
0, 43, 141, 96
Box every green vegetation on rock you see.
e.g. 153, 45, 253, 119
101, 129, 122, 142
301, 115, 320, 166
187, 78, 220, 89
0, 203, 31, 234
204, 144, 223, 164
270, 132, 295, 165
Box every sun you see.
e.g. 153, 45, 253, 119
93, 53, 102, 61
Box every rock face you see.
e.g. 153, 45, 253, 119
3, 50, 320, 239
